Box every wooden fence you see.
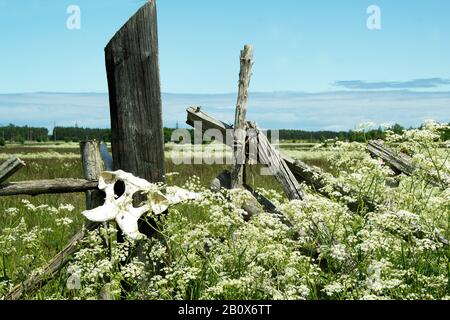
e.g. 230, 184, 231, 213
0, 0, 447, 300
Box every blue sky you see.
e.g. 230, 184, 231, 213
0, 0, 449, 129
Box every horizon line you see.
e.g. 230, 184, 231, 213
3, 89, 450, 96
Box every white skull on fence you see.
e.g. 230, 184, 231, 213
82, 170, 199, 240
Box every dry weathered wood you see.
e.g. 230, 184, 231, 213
211, 170, 293, 227
105, 1, 165, 298
80, 141, 106, 210
0, 156, 26, 184
211, 170, 232, 192
243, 184, 295, 228
187, 106, 233, 132
0, 179, 97, 197
105, 0, 165, 183
254, 124, 306, 201
283, 156, 376, 212
80, 141, 104, 182
211, 170, 259, 219
368, 140, 415, 175
186, 107, 375, 210
232, 45, 254, 188
187, 107, 304, 200
368, 140, 449, 188
100, 142, 113, 171
186, 106, 234, 143
5, 222, 100, 300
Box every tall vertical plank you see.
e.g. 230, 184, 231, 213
105, 0, 165, 183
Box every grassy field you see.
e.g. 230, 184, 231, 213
0, 141, 327, 219
0, 141, 320, 276
0, 141, 326, 298
0, 127, 448, 300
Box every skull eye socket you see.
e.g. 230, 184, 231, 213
132, 192, 146, 209
114, 180, 126, 198
95, 191, 107, 206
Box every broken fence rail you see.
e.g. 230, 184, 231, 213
0, 179, 98, 197
0, 156, 26, 184
368, 140, 449, 189
186, 106, 372, 211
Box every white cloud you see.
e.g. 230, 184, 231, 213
0, 91, 449, 131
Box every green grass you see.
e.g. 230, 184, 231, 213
1, 142, 312, 248
0, 142, 321, 278
0, 142, 316, 298
2, 132, 447, 300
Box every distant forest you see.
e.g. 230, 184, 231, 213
0, 123, 449, 146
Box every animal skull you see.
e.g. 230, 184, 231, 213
82, 170, 199, 240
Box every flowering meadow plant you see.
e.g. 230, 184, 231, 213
0, 123, 449, 300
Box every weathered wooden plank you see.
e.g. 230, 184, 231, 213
99, 142, 113, 171
368, 140, 449, 188
105, 0, 165, 184
0, 179, 97, 197
283, 156, 376, 212
231, 45, 254, 188
80, 141, 112, 299
5, 222, 100, 300
187, 106, 233, 132
0, 156, 26, 184
253, 124, 306, 201
368, 140, 415, 175
186, 106, 235, 145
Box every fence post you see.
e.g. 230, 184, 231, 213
105, 0, 165, 184
104, 1, 166, 297
231, 45, 254, 188
80, 141, 105, 210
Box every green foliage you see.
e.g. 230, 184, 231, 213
0, 122, 448, 300
273, 125, 400, 143
53, 127, 111, 142
0, 138, 5, 147
17, 136, 25, 145
0, 124, 48, 142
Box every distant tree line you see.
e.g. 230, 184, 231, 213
51, 126, 112, 143
0, 124, 48, 144
270, 123, 407, 143
0, 123, 448, 147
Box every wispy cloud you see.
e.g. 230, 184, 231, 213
334, 78, 450, 90
0, 91, 449, 131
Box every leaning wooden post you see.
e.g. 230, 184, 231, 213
231, 45, 254, 188
105, 0, 165, 185
0, 156, 26, 184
